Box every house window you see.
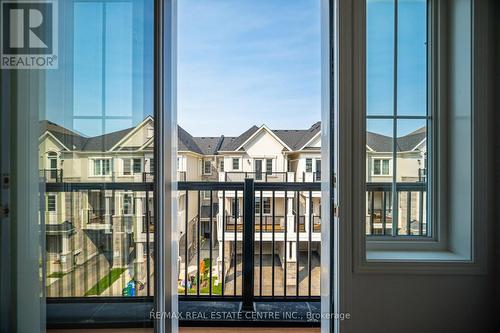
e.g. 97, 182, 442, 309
47, 152, 58, 180
93, 159, 111, 176
305, 158, 313, 172
373, 159, 390, 176
203, 160, 212, 175
123, 194, 133, 215
220, 159, 224, 172
123, 158, 142, 175
123, 159, 131, 175
149, 158, 155, 174
231, 198, 240, 216
47, 195, 56, 212
133, 159, 142, 174
202, 190, 211, 201
263, 197, 271, 214
232, 158, 240, 170
255, 197, 271, 215
266, 158, 273, 174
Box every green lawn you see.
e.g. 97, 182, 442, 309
84, 268, 127, 296
178, 258, 222, 295
179, 277, 222, 295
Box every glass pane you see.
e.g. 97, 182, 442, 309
366, 119, 393, 182
42, 0, 154, 298
397, 0, 427, 116
367, 0, 395, 116
366, 119, 394, 235
396, 119, 427, 183
178, 0, 321, 298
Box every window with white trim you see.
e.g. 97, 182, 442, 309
372, 158, 391, 176
133, 158, 142, 174
255, 197, 271, 215
265, 158, 273, 174
47, 195, 56, 212
305, 158, 313, 172
123, 194, 133, 215
203, 159, 212, 175
232, 158, 240, 170
93, 159, 111, 176
122, 158, 142, 175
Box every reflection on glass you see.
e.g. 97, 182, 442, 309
41, 0, 154, 297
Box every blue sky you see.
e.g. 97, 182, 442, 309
45, 0, 426, 139
177, 0, 321, 136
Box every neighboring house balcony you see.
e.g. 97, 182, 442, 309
298, 171, 321, 183
366, 182, 428, 236
220, 171, 295, 182
40, 169, 63, 183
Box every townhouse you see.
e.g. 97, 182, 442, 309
39, 116, 426, 293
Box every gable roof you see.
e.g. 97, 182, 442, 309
193, 136, 223, 155
40, 118, 426, 155
218, 126, 259, 151
178, 126, 203, 154
273, 121, 321, 150
84, 127, 135, 151
40, 120, 87, 150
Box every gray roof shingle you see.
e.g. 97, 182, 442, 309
42, 119, 425, 155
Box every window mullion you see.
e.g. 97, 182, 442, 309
391, 0, 399, 237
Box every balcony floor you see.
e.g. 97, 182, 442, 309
224, 253, 321, 296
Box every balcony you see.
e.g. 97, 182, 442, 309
220, 171, 295, 182
365, 182, 427, 236
44, 177, 322, 328
40, 169, 63, 183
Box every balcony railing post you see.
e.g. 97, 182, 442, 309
241, 178, 255, 312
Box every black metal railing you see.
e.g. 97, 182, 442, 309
178, 179, 321, 304
366, 182, 427, 236
44, 178, 324, 302
40, 169, 63, 183
225, 215, 286, 232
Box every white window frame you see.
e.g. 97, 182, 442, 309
372, 158, 391, 176
47, 194, 56, 212
305, 158, 313, 172
91, 158, 112, 176
255, 197, 271, 215
265, 158, 273, 174
202, 190, 211, 201
203, 159, 212, 175
132, 158, 143, 174
343, 0, 488, 274
123, 193, 134, 216
232, 158, 240, 170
